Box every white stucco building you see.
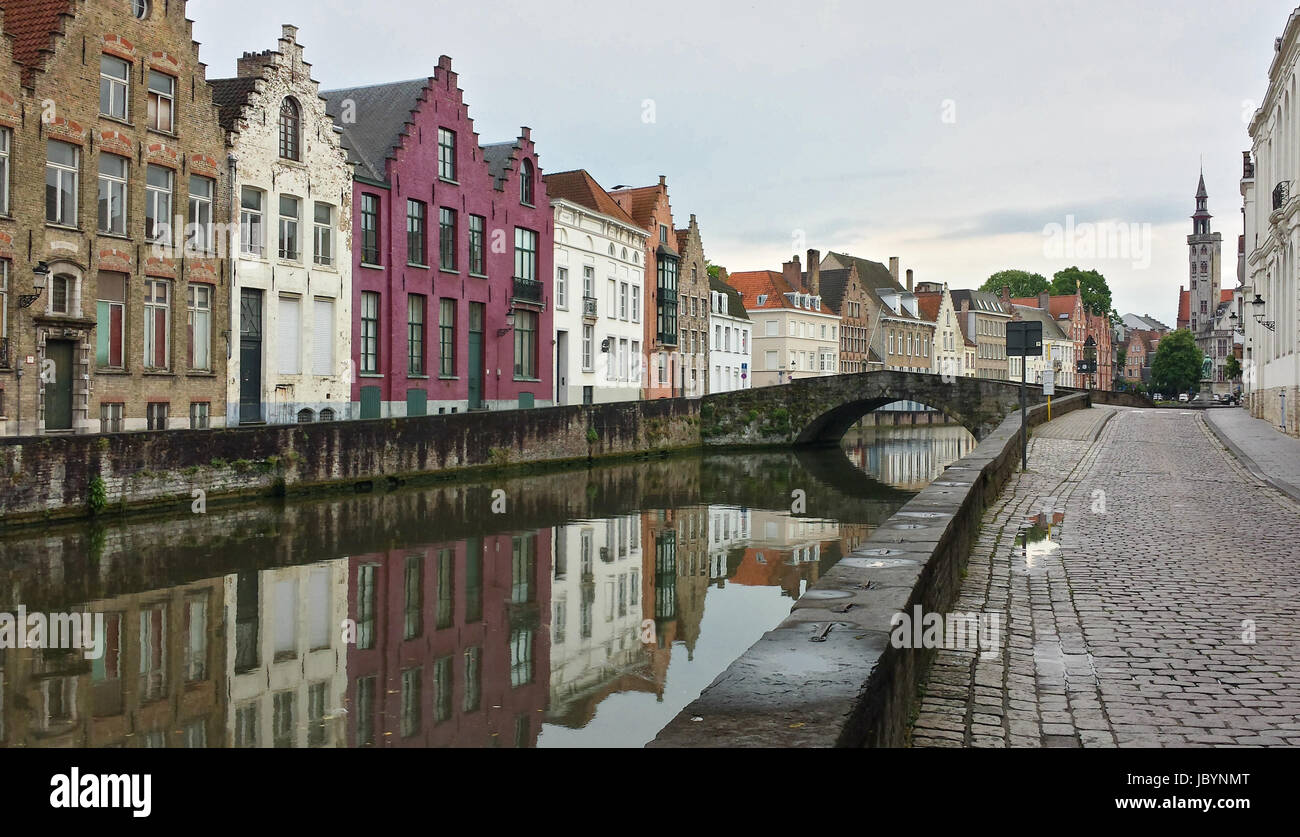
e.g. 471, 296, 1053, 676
211, 26, 354, 425
707, 278, 752, 393
544, 171, 647, 405
729, 270, 839, 387
224, 559, 349, 747
915, 282, 964, 379
1242, 11, 1300, 431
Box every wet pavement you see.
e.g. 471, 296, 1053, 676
1205, 407, 1300, 502
912, 406, 1300, 747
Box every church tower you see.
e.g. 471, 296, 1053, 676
1188, 171, 1222, 336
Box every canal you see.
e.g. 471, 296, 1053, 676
0, 422, 974, 748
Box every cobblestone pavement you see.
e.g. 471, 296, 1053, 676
911, 406, 1300, 748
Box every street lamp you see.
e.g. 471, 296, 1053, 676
496, 307, 516, 337
18, 261, 50, 309
1252, 294, 1276, 332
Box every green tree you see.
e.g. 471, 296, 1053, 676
706, 261, 725, 281
1149, 329, 1203, 396
1225, 355, 1242, 381
1052, 267, 1112, 317
980, 269, 1049, 298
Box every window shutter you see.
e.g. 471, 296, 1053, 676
279, 296, 300, 374
313, 298, 334, 376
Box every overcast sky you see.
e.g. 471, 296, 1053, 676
193, 0, 1298, 327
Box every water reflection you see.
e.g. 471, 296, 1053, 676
0, 425, 973, 748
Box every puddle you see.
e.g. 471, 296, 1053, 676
1015, 512, 1063, 571
840, 556, 920, 570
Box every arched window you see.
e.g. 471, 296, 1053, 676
279, 98, 301, 161
319, 408, 336, 422
519, 158, 534, 205
297, 408, 314, 423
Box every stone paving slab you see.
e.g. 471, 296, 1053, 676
910, 406, 1300, 748
1205, 407, 1300, 503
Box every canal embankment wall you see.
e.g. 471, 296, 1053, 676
0, 398, 701, 527
648, 391, 1092, 748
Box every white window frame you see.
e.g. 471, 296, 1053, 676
187, 175, 214, 254
187, 283, 211, 371
97, 153, 128, 236
556, 266, 568, 310
279, 195, 301, 261
144, 278, 170, 369
46, 141, 79, 227
313, 202, 334, 266
100, 54, 130, 120
241, 187, 264, 256
0, 128, 9, 216
145, 164, 173, 243
148, 71, 176, 133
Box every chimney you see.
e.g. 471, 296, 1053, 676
658, 175, 666, 187
237, 49, 277, 78
889, 257, 900, 282
783, 255, 802, 291
806, 249, 821, 296
906, 269, 914, 293
1000, 285, 1012, 307
1038, 291, 1050, 310
282, 24, 299, 42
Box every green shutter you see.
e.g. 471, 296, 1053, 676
360, 386, 381, 419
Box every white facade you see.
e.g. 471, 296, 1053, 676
552, 201, 647, 405
224, 559, 349, 747
548, 516, 645, 715
1243, 14, 1300, 431
747, 297, 840, 387
707, 505, 751, 580
927, 285, 965, 379
221, 26, 354, 426
707, 288, 752, 393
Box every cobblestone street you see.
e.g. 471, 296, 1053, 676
911, 406, 1300, 748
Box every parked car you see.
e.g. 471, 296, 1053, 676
1179, 393, 1190, 403
1153, 393, 1165, 402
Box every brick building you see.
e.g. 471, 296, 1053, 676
814, 252, 876, 373
609, 177, 678, 399
0, 0, 230, 435
674, 214, 710, 397
323, 57, 552, 416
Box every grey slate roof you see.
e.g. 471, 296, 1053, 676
1011, 304, 1069, 342
321, 78, 429, 183
482, 141, 519, 190
949, 289, 1009, 315
208, 77, 259, 132
821, 251, 904, 293
1121, 313, 1171, 332
710, 275, 750, 322
817, 269, 853, 315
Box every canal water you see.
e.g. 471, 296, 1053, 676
0, 422, 974, 749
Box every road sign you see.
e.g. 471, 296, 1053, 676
1007, 321, 1043, 357
1042, 368, 1055, 396
1076, 359, 1097, 374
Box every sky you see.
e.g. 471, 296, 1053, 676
192, 0, 1300, 328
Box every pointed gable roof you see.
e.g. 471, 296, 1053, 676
608, 183, 664, 230
544, 169, 637, 227
0, 0, 74, 87
822, 251, 904, 293
728, 270, 833, 315
209, 76, 259, 132
915, 290, 943, 323
322, 78, 430, 183
817, 268, 858, 315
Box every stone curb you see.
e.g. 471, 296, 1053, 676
1203, 410, 1300, 504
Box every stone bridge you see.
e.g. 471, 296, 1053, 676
700, 370, 1065, 446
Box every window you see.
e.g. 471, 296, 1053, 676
238, 188, 263, 256
439, 207, 457, 271
0, 128, 9, 215
439, 298, 455, 377
144, 279, 169, 369
514, 228, 537, 281
766, 350, 778, 370
46, 141, 79, 227
438, 128, 456, 180
631, 341, 640, 381
407, 294, 425, 375
100, 55, 129, 120
582, 324, 593, 371
97, 154, 128, 235
632, 286, 640, 322
360, 194, 380, 264
584, 266, 594, 299
279, 98, 300, 161
187, 176, 214, 254
187, 284, 211, 371
132, 0, 151, 20
514, 310, 537, 379
147, 71, 175, 133
278, 295, 300, 374
312, 298, 334, 377
50, 274, 73, 316
766, 320, 778, 337
464, 647, 482, 713
278, 195, 300, 260
556, 267, 568, 309
356, 565, 376, 650
146, 402, 168, 431
360, 291, 379, 374
520, 158, 534, 205
656, 256, 678, 341
145, 165, 172, 242
468, 215, 485, 275
660, 224, 668, 244
0, 260, 7, 341
404, 556, 423, 640
407, 199, 426, 265
313, 203, 333, 266
619, 282, 628, 320
436, 549, 454, 629
189, 402, 209, 430
433, 658, 451, 723
99, 402, 124, 433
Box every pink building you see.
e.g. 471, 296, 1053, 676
324, 57, 552, 416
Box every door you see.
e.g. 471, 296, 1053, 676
44, 339, 74, 431
468, 302, 485, 410
555, 331, 568, 406
239, 289, 263, 423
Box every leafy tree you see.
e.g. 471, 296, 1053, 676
1116, 346, 1127, 368
706, 261, 725, 281
980, 270, 1049, 298
1225, 355, 1242, 381
1150, 329, 1203, 396
1052, 266, 1112, 317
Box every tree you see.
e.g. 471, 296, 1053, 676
706, 261, 725, 281
980, 270, 1049, 298
1225, 355, 1242, 381
1051, 267, 1112, 317
1149, 329, 1203, 396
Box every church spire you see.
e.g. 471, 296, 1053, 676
1193, 170, 1211, 235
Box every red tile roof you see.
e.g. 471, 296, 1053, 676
728, 270, 834, 315
542, 169, 638, 228
1220, 289, 1234, 304
915, 291, 942, 323
607, 184, 662, 229
1009, 293, 1080, 322
0, 0, 74, 86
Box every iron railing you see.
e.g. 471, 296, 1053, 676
513, 276, 543, 304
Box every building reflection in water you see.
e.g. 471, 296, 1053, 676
0, 426, 975, 748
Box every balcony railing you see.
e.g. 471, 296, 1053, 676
0, 337, 9, 369
657, 331, 679, 346
1274, 181, 1291, 211
513, 276, 543, 304
582, 296, 598, 319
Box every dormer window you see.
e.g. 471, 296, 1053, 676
757, 294, 767, 306
279, 97, 301, 161
520, 159, 534, 206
